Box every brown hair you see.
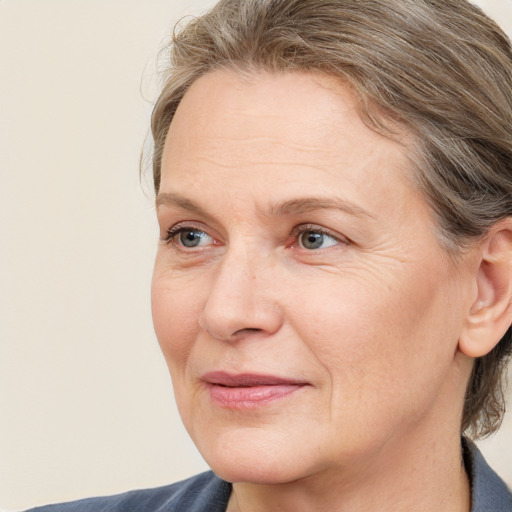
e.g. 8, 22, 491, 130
150, 0, 512, 438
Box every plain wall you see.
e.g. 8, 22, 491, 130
1, 1, 511, 510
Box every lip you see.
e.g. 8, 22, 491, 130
201, 372, 309, 409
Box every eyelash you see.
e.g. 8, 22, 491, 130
289, 224, 344, 247
162, 223, 346, 250
162, 224, 210, 244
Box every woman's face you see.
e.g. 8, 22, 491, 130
152, 70, 474, 484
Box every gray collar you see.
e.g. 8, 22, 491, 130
463, 437, 512, 512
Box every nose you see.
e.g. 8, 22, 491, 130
199, 246, 283, 342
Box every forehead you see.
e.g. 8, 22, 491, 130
161, 70, 417, 216
164, 71, 410, 170
170, 70, 399, 138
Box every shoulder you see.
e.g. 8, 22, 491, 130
25, 472, 231, 512
463, 438, 512, 512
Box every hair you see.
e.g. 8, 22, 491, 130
149, 0, 512, 439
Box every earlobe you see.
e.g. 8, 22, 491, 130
459, 219, 512, 358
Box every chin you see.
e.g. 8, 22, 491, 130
210, 455, 309, 485
192, 426, 317, 484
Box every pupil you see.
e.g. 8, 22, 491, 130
181, 230, 201, 247
303, 231, 323, 249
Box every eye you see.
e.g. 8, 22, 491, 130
295, 227, 342, 250
165, 227, 213, 248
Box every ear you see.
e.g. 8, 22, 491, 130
459, 218, 512, 358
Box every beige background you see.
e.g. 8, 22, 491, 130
1, 1, 511, 510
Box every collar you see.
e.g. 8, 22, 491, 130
462, 437, 512, 512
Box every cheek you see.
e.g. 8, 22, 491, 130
151, 266, 204, 370
292, 266, 458, 406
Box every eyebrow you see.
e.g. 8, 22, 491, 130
156, 192, 211, 218
266, 197, 375, 219
156, 192, 374, 220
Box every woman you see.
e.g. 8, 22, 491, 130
27, 0, 512, 510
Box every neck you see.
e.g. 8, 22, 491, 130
227, 429, 471, 512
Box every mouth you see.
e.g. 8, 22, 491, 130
201, 372, 309, 409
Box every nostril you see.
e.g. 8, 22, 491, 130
199, 289, 283, 341
234, 327, 263, 335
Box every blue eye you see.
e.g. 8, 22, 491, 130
298, 230, 339, 250
167, 228, 213, 248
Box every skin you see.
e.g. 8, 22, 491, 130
151, 70, 476, 511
